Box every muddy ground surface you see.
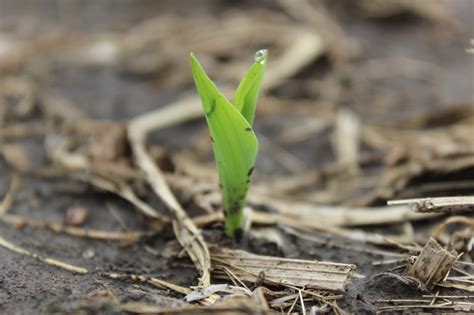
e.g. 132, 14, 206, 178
0, 1, 473, 314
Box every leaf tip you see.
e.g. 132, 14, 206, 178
190, 52, 201, 67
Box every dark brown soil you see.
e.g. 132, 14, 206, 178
1, 1, 473, 314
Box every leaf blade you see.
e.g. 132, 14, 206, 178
232, 49, 267, 125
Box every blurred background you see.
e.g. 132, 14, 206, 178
1, 0, 473, 205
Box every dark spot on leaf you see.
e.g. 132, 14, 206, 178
218, 183, 223, 189
246, 179, 250, 184
247, 167, 254, 177
245, 127, 252, 131
210, 136, 214, 143
206, 99, 216, 117
229, 203, 241, 214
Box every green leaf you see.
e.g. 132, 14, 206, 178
190, 53, 259, 237
232, 49, 267, 126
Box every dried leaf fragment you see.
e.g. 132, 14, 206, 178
407, 237, 458, 290
185, 284, 251, 302
1, 143, 31, 172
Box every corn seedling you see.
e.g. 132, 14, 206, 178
190, 49, 267, 238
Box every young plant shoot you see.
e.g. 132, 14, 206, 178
190, 50, 267, 238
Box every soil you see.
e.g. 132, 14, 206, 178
0, 1, 473, 314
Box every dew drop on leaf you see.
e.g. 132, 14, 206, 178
254, 49, 267, 64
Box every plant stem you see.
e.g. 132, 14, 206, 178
225, 209, 245, 238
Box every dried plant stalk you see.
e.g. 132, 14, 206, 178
211, 247, 355, 292
388, 196, 474, 213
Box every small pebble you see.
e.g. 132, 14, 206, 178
65, 206, 88, 226
82, 248, 95, 259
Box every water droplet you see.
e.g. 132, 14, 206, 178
254, 49, 267, 64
